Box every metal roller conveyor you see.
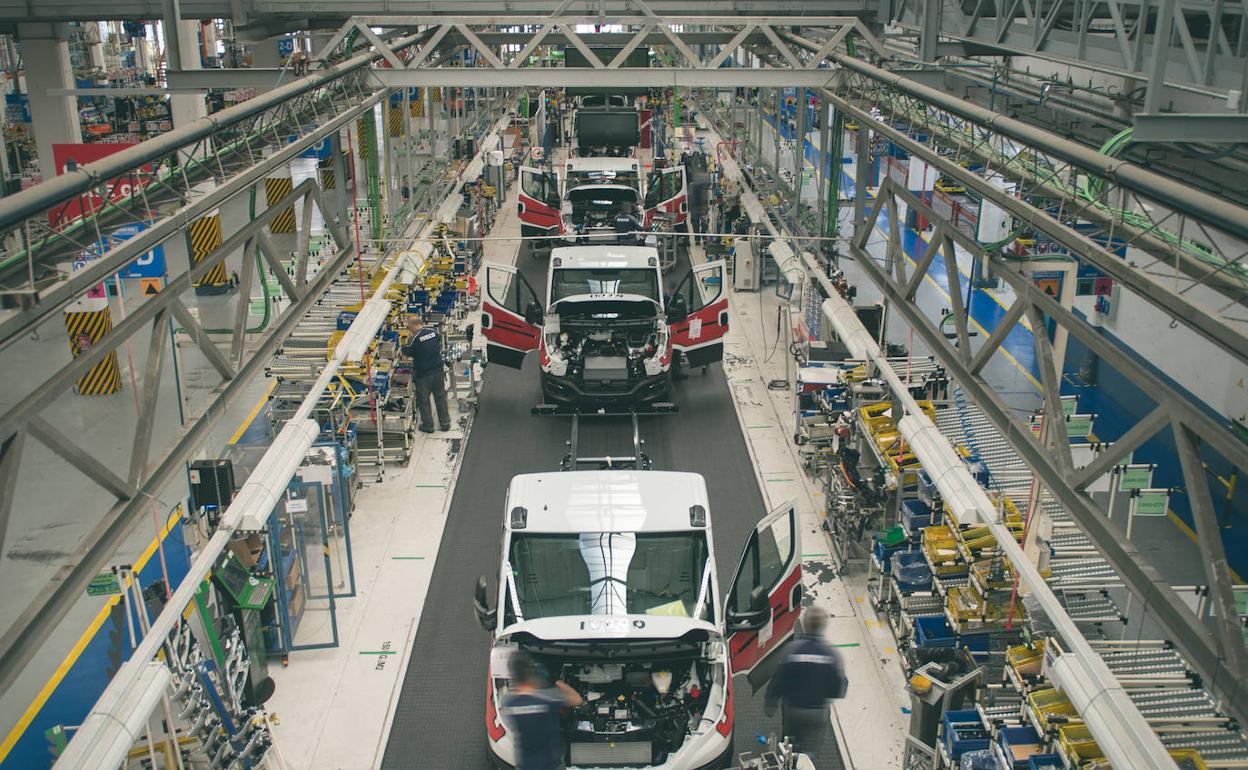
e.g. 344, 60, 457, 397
901, 594, 944, 616
1059, 592, 1123, 625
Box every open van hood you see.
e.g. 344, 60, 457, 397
500, 615, 720, 643
551, 294, 661, 314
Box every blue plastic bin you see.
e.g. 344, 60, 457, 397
917, 469, 940, 507
873, 539, 908, 573
913, 615, 955, 648
901, 499, 933, 532
1027, 755, 1063, 770
893, 550, 933, 593
997, 725, 1042, 769
942, 710, 990, 760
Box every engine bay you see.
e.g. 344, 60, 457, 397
548, 302, 664, 381
546, 653, 716, 765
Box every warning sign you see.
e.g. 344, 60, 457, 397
139, 277, 162, 295
1031, 270, 1062, 299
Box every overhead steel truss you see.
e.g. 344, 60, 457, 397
0, 0, 872, 23
0, 21, 501, 695
890, 0, 1248, 137
848, 175, 1248, 718
697, 35, 1248, 715
163, 14, 886, 90
0, 177, 357, 697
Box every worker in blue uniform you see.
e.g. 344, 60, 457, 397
614, 202, 643, 245
402, 316, 451, 433
764, 606, 848, 758
500, 651, 583, 770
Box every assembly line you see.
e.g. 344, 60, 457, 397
1, 9, 1247, 770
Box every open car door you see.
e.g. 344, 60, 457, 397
517, 166, 562, 234
643, 166, 688, 227
725, 500, 802, 693
482, 262, 541, 369
669, 260, 728, 367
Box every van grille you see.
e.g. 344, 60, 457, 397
570, 740, 652, 766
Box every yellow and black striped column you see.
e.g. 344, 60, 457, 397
188, 212, 228, 288
64, 309, 121, 395
356, 116, 370, 159
387, 105, 405, 137
264, 170, 296, 234
409, 89, 424, 117
319, 165, 336, 190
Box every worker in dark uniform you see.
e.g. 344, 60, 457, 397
614, 202, 643, 246
689, 173, 711, 244
401, 316, 451, 433
501, 651, 583, 770
764, 607, 848, 758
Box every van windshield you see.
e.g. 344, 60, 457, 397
507, 532, 711, 622
550, 268, 660, 303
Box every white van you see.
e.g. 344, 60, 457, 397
481, 246, 727, 406
475, 470, 802, 769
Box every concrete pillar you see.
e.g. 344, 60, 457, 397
311, 29, 335, 59
167, 20, 207, 130
250, 36, 281, 68
17, 24, 81, 182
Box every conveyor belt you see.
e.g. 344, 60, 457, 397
380, 250, 845, 768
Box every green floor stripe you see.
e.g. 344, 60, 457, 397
359, 650, 397, 655
747, 424, 770, 429
802, 553, 831, 558
392, 556, 426, 560
414, 484, 447, 488
829, 643, 861, 649
766, 478, 795, 483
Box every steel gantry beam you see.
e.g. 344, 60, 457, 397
849, 176, 1248, 718
888, 0, 1248, 101
0, 0, 873, 21
0, 178, 355, 697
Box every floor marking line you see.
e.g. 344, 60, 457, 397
391, 556, 426, 560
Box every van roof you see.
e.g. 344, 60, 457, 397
506, 471, 710, 533
550, 245, 659, 270
565, 157, 640, 173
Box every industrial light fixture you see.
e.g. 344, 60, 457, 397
53, 661, 170, 770
822, 298, 883, 361
226, 418, 321, 532
337, 298, 391, 362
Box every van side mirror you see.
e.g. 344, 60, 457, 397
666, 295, 688, 324
473, 575, 497, 631
726, 586, 770, 632
524, 301, 544, 326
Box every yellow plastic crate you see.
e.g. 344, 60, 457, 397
1058, 723, 1102, 765
921, 526, 965, 575
1028, 688, 1078, 732
1006, 639, 1045, 677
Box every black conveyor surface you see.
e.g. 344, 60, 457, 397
381, 247, 844, 769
